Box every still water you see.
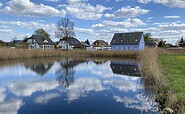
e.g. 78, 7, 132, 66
0, 58, 159, 114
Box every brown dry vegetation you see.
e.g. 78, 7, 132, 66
0, 48, 139, 60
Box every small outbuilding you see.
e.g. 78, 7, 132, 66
110, 32, 145, 51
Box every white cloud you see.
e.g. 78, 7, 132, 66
104, 6, 149, 19
113, 95, 158, 112
67, 77, 105, 102
45, 0, 60, 2
66, 2, 111, 20
67, 0, 81, 4
104, 79, 142, 92
0, 99, 24, 114
163, 15, 180, 19
116, 0, 124, 2
0, 3, 3, 8
35, 93, 60, 104
7, 79, 58, 96
75, 27, 94, 34
92, 18, 146, 28
0, 20, 55, 30
0, 87, 6, 103
138, 0, 185, 9
1, 0, 66, 17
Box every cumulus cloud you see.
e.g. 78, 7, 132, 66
116, 0, 124, 2
105, 79, 142, 92
0, 3, 3, 8
0, 99, 24, 114
66, 78, 105, 102
92, 18, 146, 28
0, 20, 55, 30
35, 93, 60, 104
67, 0, 81, 4
1, 0, 66, 17
113, 95, 158, 112
75, 27, 94, 34
7, 79, 58, 96
137, 0, 185, 9
104, 6, 149, 19
66, 2, 111, 20
163, 15, 180, 19
45, 0, 60, 2
0, 87, 6, 103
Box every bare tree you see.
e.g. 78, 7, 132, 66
55, 18, 75, 39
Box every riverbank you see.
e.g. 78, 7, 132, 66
158, 54, 185, 113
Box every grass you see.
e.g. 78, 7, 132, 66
158, 54, 185, 111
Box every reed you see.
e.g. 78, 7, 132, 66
0, 48, 139, 60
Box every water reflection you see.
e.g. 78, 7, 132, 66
25, 63, 53, 76
110, 61, 142, 77
56, 58, 86, 88
0, 58, 159, 114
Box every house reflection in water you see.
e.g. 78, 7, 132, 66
56, 59, 86, 88
92, 59, 108, 65
25, 63, 53, 76
110, 61, 142, 77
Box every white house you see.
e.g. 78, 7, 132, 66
111, 32, 145, 51
57, 37, 80, 50
27, 35, 54, 50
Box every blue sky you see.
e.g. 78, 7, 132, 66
0, 0, 185, 44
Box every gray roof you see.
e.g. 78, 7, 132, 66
111, 32, 143, 45
12, 40, 23, 44
29, 35, 54, 45
60, 37, 80, 46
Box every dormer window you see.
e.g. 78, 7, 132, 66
135, 39, 138, 42
44, 40, 48, 43
121, 40, 123, 42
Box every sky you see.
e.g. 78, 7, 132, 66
0, 0, 185, 44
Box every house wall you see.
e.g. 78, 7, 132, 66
58, 41, 72, 50
138, 35, 145, 50
111, 44, 139, 51
27, 39, 40, 49
41, 45, 54, 50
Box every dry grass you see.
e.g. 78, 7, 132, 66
139, 48, 163, 86
0, 48, 63, 60
0, 48, 139, 60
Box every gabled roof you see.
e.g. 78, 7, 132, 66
111, 32, 143, 45
28, 35, 54, 45
92, 40, 109, 47
60, 37, 80, 46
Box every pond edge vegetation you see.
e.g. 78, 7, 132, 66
0, 47, 185, 113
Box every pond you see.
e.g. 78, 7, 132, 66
0, 58, 159, 114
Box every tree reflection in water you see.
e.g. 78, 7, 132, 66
56, 58, 86, 88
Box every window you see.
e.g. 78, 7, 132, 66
135, 46, 137, 48
128, 46, 130, 50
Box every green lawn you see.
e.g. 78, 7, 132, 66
159, 55, 185, 101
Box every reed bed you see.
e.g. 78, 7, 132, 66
0, 48, 139, 60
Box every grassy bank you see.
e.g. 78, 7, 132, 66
0, 48, 138, 60
158, 55, 185, 113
